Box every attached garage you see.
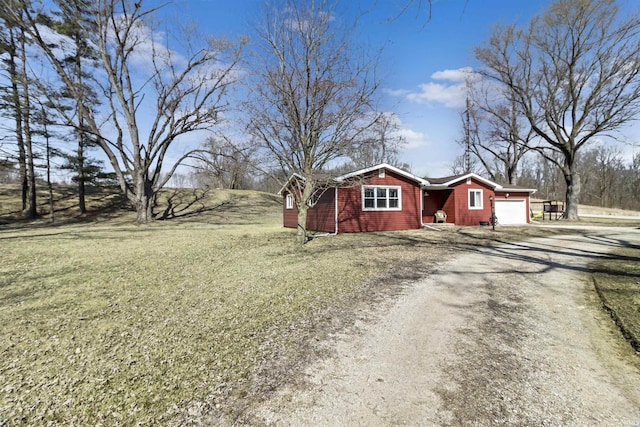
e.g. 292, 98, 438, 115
494, 199, 527, 225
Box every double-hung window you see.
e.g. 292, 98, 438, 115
363, 186, 401, 210
285, 193, 294, 209
468, 189, 483, 210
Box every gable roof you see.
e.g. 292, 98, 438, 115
424, 172, 536, 193
424, 172, 500, 189
335, 163, 428, 185
277, 173, 305, 195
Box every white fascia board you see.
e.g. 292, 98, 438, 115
496, 187, 538, 194
437, 173, 502, 189
277, 173, 306, 195
335, 163, 429, 185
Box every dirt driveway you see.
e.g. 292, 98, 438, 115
251, 227, 640, 426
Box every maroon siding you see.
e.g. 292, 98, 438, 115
337, 171, 422, 233
307, 189, 336, 232
282, 191, 298, 228
282, 189, 336, 232
451, 179, 494, 226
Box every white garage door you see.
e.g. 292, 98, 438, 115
494, 199, 527, 225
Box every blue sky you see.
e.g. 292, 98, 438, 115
159, 0, 638, 178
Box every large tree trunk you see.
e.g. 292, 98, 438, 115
563, 164, 580, 221
506, 163, 517, 185
24, 131, 37, 219
295, 175, 316, 244
77, 126, 86, 214
133, 175, 155, 223
18, 131, 27, 212
19, 25, 37, 220
296, 203, 309, 244
6, 32, 28, 212
135, 195, 154, 223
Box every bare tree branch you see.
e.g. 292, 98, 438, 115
475, 0, 640, 219
246, 0, 381, 243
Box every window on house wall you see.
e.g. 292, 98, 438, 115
286, 193, 294, 209
469, 189, 483, 210
363, 186, 401, 210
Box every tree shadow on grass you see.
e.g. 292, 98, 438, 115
306, 227, 640, 283
0, 189, 132, 232
155, 188, 281, 224
156, 188, 213, 220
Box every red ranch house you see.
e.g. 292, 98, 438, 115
280, 163, 536, 233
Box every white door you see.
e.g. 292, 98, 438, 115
494, 199, 527, 225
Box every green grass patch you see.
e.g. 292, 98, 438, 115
591, 246, 640, 352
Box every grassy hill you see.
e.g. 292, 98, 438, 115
0, 184, 282, 226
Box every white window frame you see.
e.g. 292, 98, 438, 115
362, 185, 402, 211
285, 193, 294, 209
468, 189, 483, 210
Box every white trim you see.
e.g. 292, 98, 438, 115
494, 198, 527, 225
285, 193, 294, 209
362, 185, 402, 211
277, 173, 305, 195
427, 173, 502, 190
336, 163, 428, 186
468, 189, 483, 210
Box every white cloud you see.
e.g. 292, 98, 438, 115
399, 127, 430, 149
383, 88, 410, 97
371, 112, 431, 150
387, 67, 479, 109
431, 67, 474, 82
406, 82, 467, 108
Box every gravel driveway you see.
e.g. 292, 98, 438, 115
251, 227, 640, 426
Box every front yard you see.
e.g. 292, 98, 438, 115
1, 186, 637, 424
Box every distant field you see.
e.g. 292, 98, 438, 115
1, 184, 638, 424
530, 198, 640, 218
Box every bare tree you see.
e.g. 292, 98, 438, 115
464, 79, 535, 185
578, 144, 625, 207
475, 0, 640, 220
7, 0, 243, 222
191, 135, 257, 190
246, 0, 381, 244
349, 113, 406, 168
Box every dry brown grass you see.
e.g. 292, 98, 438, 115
0, 184, 620, 424
591, 246, 640, 353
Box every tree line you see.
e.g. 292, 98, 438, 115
0, 0, 407, 236
2, 0, 640, 241
465, 0, 640, 218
